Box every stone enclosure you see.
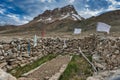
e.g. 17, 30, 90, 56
0, 34, 120, 79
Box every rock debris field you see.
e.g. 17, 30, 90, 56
0, 34, 120, 80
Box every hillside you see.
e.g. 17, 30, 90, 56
83, 10, 120, 32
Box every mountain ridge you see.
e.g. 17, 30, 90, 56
30, 5, 83, 24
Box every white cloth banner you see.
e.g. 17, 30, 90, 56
97, 22, 111, 34
74, 28, 81, 34
34, 34, 37, 47
63, 40, 67, 48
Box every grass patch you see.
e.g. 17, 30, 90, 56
8, 54, 57, 78
59, 55, 93, 80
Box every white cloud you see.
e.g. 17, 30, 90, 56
0, 21, 6, 26
40, 0, 55, 3
108, 0, 119, 5
85, 4, 89, 8
107, 5, 117, 11
69, 0, 75, 3
6, 14, 29, 25
66, 0, 75, 4
107, 0, 120, 11
78, 8, 104, 19
43, 6, 49, 10
79, 0, 120, 19
40, 0, 45, 2
48, 0, 55, 3
0, 9, 5, 14
86, 0, 90, 2
23, 16, 33, 21
7, 14, 20, 22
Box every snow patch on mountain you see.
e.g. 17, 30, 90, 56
72, 16, 77, 21
59, 13, 70, 20
37, 19, 42, 22
72, 14, 82, 20
46, 17, 52, 21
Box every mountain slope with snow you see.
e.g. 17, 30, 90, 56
32, 5, 83, 24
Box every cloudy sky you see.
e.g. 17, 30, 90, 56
0, 0, 120, 25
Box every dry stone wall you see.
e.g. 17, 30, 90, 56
93, 36, 120, 71
0, 34, 119, 73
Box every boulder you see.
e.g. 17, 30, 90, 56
0, 56, 4, 60
0, 68, 17, 80
0, 45, 3, 49
0, 62, 7, 68
87, 76, 103, 80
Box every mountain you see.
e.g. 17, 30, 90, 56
23, 5, 84, 31
0, 5, 120, 35
32, 5, 83, 24
0, 5, 83, 34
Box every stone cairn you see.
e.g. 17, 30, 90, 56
0, 34, 119, 78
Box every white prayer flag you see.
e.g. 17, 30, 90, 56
34, 34, 37, 47
97, 22, 111, 34
17, 44, 21, 50
74, 28, 81, 34
63, 40, 67, 48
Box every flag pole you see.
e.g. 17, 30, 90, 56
79, 47, 98, 73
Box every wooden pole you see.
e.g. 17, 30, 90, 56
79, 47, 98, 73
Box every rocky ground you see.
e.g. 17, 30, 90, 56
18, 55, 71, 80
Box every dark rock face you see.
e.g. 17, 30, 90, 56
33, 5, 83, 23
39, 5, 77, 17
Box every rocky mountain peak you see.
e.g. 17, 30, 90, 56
33, 5, 83, 24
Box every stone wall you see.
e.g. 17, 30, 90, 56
93, 35, 120, 71
0, 34, 119, 73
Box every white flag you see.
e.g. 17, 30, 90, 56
63, 40, 67, 48
74, 28, 81, 34
97, 22, 111, 34
34, 34, 37, 47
